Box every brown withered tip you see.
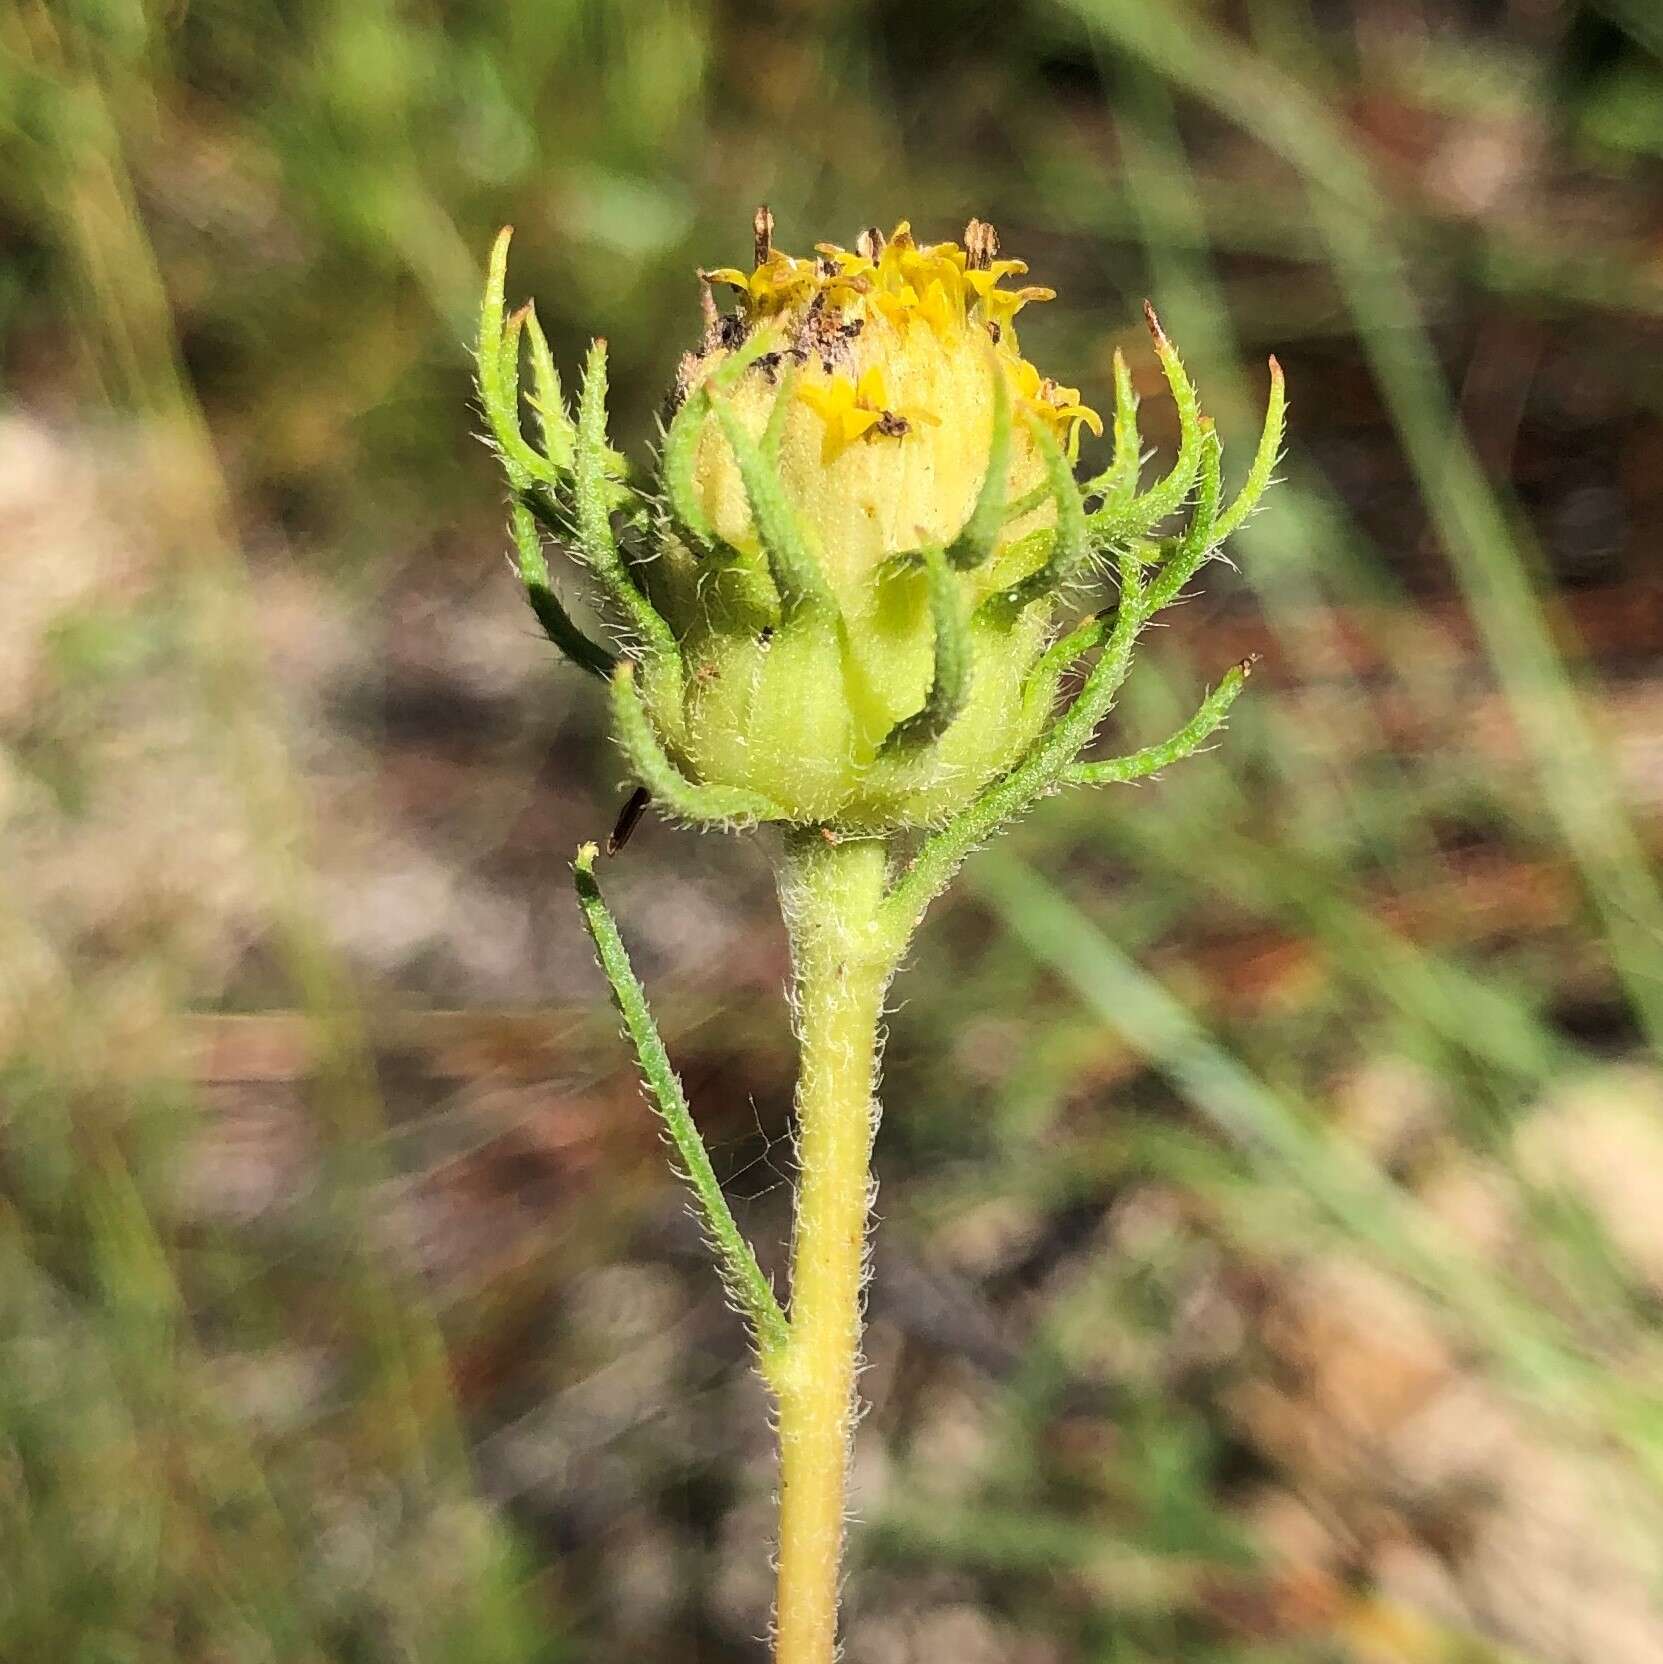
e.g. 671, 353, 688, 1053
754, 204, 774, 267
1142, 299, 1169, 346
855, 225, 885, 261
963, 217, 999, 271
506, 301, 532, 328
1237, 653, 1263, 676
699, 277, 719, 329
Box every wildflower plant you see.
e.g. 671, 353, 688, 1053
476, 209, 1283, 1663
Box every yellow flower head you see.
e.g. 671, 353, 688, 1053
479, 210, 1286, 835
628, 210, 1110, 827
679, 213, 1100, 595
699, 214, 1098, 463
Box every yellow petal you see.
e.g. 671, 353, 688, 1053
964, 260, 1030, 298
980, 284, 1055, 326
855, 365, 888, 406
815, 245, 875, 278
797, 374, 856, 423
931, 279, 965, 337
818, 403, 883, 463
1007, 358, 1042, 398
1058, 403, 1104, 437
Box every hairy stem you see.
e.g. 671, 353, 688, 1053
772, 834, 900, 1664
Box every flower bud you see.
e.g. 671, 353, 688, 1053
483, 207, 1282, 870
642, 215, 1103, 831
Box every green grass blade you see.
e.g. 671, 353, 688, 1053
968, 852, 1663, 1476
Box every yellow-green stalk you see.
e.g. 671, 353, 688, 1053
479, 211, 1284, 1663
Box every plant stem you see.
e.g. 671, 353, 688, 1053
771, 834, 901, 1664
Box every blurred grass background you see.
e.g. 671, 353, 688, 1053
3, 0, 1663, 1659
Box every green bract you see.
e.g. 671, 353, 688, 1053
477, 212, 1284, 843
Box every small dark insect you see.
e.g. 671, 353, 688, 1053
875, 411, 910, 437
607, 786, 652, 855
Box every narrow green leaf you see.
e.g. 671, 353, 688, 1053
575, 341, 681, 665
883, 551, 1148, 939
762, 361, 799, 459
879, 547, 972, 753
1001, 481, 1050, 524
1081, 346, 1142, 506
978, 413, 1092, 625
1089, 305, 1204, 543
1147, 422, 1223, 611
1017, 546, 1145, 728
509, 499, 616, 679
661, 384, 717, 552
522, 301, 576, 473
573, 843, 790, 1367
1020, 610, 1109, 724
712, 398, 835, 621
1211, 355, 1286, 545
660, 328, 780, 557
476, 225, 513, 435
476, 229, 562, 489
947, 359, 1012, 570
1067, 656, 1253, 784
